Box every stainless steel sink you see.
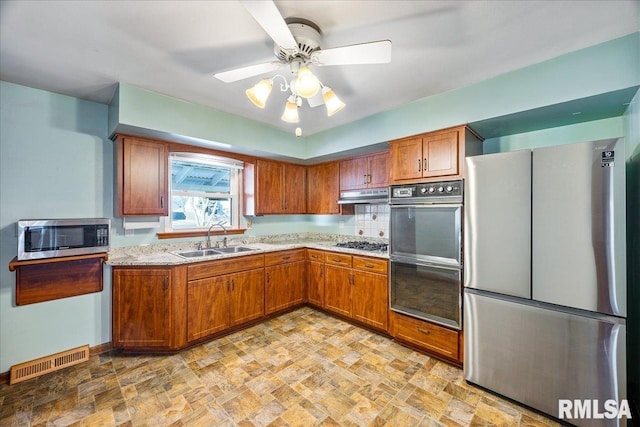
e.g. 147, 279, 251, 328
173, 246, 258, 258
210, 246, 257, 254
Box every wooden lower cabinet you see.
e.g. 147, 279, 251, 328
324, 264, 352, 317
322, 252, 389, 333
390, 311, 460, 364
112, 266, 187, 350
187, 268, 264, 342
307, 260, 324, 307
265, 249, 306, 315
352, 269, 388, 331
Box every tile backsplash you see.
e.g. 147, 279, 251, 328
355, 203, 389, 238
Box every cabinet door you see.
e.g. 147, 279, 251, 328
229, 268, 265, 326
324, 265, 352, 317
391, 137, 423, 181
113, 268, 172, 348
367, 152, 390, 188
340, 157, 368, 191
256, 159, 284, 214
423, 131, 459, 177
284, 163, 307, 213
307, 162, 340, 214
265, 261, 306, 314
307, 260, 324, 307
120, 138, 168, 216
187, 275, 230, 341
352, 270, 388, 331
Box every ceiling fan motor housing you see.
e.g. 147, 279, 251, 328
275, 20, 322, 62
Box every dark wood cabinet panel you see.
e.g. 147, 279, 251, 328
352, 270, 388, 331
324, 264, 352, 318
187, 275, 230, 341
340, 152, 389, 191
307, 162, 340, 214
255, 159, 285, 214
265, 260, 306, 314
307, 260, 324, 307
340, 157, 369, 190
390, 126, 483, 184
423, 131, 458, 177
245, 159, 306, 215
229, 268, 265, 326
113, 268, 173, 348
116, 136, 168, 216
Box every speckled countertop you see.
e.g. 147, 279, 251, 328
107, 233, 389, 266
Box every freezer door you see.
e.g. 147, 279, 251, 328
532, 139, 626, 316
464, 150, 531, 298
464, 291, 627, 426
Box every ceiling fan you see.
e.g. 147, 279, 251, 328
214, 0, 392, 129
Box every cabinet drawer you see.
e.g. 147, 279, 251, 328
264, 249, 306, 266
306, 249, 325, 262
325, 252, 352, 267
391, 312, 458, 359
352, 256, 388, 274
188, 254, 264, 281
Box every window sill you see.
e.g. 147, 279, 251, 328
156, 229, 247, 240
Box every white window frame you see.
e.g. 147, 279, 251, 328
166, 152, 243, 231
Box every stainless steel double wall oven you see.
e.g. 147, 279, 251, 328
389, 180, 463, 329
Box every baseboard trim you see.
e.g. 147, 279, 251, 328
0, 341, 113, 385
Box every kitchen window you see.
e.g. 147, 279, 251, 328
167, 153, 243, 231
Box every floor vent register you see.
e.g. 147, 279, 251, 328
9, 344, 89, 385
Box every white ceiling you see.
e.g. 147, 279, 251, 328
1, 1, 638, 136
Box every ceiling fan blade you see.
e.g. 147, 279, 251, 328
214, 61, 283, 83
240, 0, 299, 54
312, 40, 392, 66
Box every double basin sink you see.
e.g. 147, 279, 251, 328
173, 246, 258, 259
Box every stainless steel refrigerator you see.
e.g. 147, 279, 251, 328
464, 139, 627, 426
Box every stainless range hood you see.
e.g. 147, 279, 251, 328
337, 188, 389, 204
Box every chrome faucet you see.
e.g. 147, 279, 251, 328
206, 221, 227, 248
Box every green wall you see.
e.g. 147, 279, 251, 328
1, 32, 639, 376
0, 81, 112, 373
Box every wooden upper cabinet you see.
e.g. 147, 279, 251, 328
307, 161, 340, 214
390, 126, 483, 183
116, 136, 168, 217
244, 159, 306, 215
284, 163, 307, 213
340, 152, 389, 191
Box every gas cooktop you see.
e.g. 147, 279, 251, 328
335, 241, 388, 252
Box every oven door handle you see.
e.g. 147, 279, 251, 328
389, 203, 463, 208
390, 256, 462, 271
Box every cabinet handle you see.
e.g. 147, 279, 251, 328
231, 279, 235, 291
266, 272, 270, 283
320, 266, 323, 278
163, 276, 168, 291
282, 256, 291, 261
368, 174, 372, 184
365, 263, 375, 268
417, 159, 421, 172
331, 258, 341, 262
424, 158, 427, 172
417, 327, 431, 335
363, 174, 367, 185
160, 196, 164, 208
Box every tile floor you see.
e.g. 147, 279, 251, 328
0, 308, 559, 426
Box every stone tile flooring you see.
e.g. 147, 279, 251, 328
0, 308, 559, 426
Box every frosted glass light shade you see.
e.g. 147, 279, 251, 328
245, 79, 273, 108
281, 99, 300, 123
295, 66, 320, 98
322, 86, 346, 116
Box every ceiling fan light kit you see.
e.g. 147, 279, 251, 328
218, 0, 392, 133
245, 79, 273, 108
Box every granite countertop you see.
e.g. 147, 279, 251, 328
107, 233, 389, 266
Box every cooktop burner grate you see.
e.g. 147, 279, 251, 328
335, 241, 388, 252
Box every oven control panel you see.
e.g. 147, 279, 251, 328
391, 179, 463, 202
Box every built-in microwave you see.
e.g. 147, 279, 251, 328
17, 218, 110, 260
